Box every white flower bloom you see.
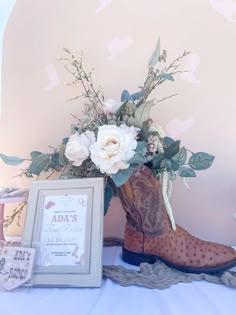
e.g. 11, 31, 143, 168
65, 131, 96, 166
103, 99, 122, 114
90, 124, 137, 174
124, 124, 140, 139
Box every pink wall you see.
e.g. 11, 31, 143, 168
0, 0, 235, 244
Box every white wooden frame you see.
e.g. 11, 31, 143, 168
22, 178, 104, 287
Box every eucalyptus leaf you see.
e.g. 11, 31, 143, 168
125, 101, 137, 112
170, 159, 180, 171
127, 116, 142, 128
49, 152, 63, 171
0, 153, 25, 166
163, 137, 175, 147
157, 73, 174, 81
116, 101, 128, 118
164, 140, 180, 159
161, 158, 172, 170
30, 151, 43, 160
140, 120, 150, 141
148, 38, 160, 67
121, 90, 132, 102
28, 153, 50, 175
112, 165, 136, 187
189, 152, 215, 170
131, 91, 144, 101
62, 137, 69, 145
135, 99, 155, 126
172, 146, 187, 166
59, 144, 68, 166
129, 141, 147, 165
136, 141, 148, 152
178, 166, 196, 177
152, 153, 164, 168
104, 182, 113, 216
128, 155, 145, 165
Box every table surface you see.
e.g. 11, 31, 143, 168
0, 246, 235, 315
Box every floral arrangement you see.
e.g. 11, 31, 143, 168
0, 40, 214, 229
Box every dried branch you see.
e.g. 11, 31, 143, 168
155, 93, 178, 104
3, 201, 27, 228
137, 50, 191, 105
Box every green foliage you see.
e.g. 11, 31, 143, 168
125, 102, 136, 113
157, 73, 174, 81
170, 159, 180, 171
129, 141, 148, 165
112, 165, 137, 187
58, 144, 68, 166
163, 136, 175, 146
0, 153, 25, 166
161, 158, 173, 170
127, 117, 141, 128
28, 153, 50, 175
135, 99, 155, 126
116, 101, 128, 118
30, 151, 43, 160
49, 152, 64, 171
104, 182, 113, 216
120, 90, 144, 102
164, 140, 180, 159
158, 148, 214, 180
172, 147, 187, 166
148, 38, 160, 67
0, 44, 214, 195
62, 137, 69, 145
128, 154, 145, 165
152, 153, 165, 168
189, 152, 215, 170
121, 90, 133, 102
178, 166, 196, 177
139, 120, 149, 141
131, 91, 144, 101
136, 141, 148, 153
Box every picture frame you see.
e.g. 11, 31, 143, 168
22, 177, 104, 287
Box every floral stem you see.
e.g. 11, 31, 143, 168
155, 93, 178, 104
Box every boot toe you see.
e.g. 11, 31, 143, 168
122, 246, 236, 274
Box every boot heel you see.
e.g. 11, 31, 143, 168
122, 247, 157, 266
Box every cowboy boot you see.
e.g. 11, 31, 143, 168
117, 166, 236, 274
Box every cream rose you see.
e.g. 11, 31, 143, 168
65, 131, 95, 166
90, 124, 137, 174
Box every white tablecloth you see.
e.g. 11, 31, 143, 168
0, 246, 235, 315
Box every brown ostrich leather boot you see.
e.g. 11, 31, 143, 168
117, 166, 236, 274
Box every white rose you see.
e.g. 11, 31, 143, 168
90, 124, 137, 174
103, 99, 121, 114
65, 131, 95, 166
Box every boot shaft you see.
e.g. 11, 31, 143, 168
117, 166, 167, 235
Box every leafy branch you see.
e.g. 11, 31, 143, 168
136, 49, 191, 106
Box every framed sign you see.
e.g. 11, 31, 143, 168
22, 177, 104, 287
